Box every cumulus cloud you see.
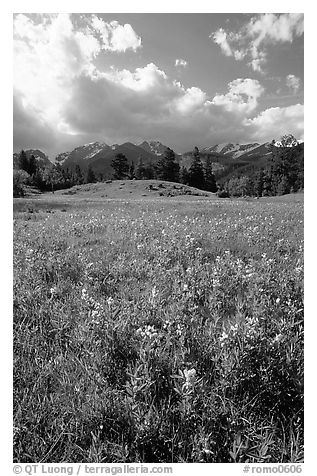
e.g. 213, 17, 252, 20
211, 78, 264, 114
90, 15, 141, 52
286, 74, 301, 94
13, 13, 304, 156
212, 28, 233, 56
212, 13, 304, 72
243, 104, 304, 142
175, 58, 188, 68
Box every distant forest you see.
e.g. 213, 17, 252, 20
13, 134, 303, 198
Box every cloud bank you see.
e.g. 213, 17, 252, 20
14, 14, 304, 157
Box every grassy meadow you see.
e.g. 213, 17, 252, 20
13, 183, 304, 463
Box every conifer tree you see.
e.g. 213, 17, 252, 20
135, 155, 145, 179
86, 165, 97, 184
129, 161, 135, 179
28, 155, 38, 176
111, 153, 129, 179
143, 163, 155, 179
180, 166, 190, 185
254, 169, 264, 197
188, 147, 205, 189
18, 150, 29, 173
204, 156, 218, 192
74, 164, 84, 185
156, 147, 180, 182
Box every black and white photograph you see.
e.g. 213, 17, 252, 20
11, 5, 305, 470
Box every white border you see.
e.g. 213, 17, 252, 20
3, 3, 313, 474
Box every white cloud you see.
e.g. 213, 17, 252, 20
14, 13, 100, 128
13, 14, 142, 129
247, 13, 304, 44
175, 58, 188, 68
211, 78, 264, 114
212, 13, 304, 72
286, 74, 301, 94
90, 15, 141, 52
212, 29, 233, 56
102, 63, 171, 93
13, 13, 303, 156
174, 87, 206, 114
243, 104, 304, 141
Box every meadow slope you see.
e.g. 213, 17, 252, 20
13, 188, 304, 463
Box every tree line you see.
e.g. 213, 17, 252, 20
111, 146, 218, 193
13, 150, 101, 197
13, 134, 303, 197
220, 135, 304, 197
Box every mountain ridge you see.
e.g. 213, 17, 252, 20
14, 140, 301, 182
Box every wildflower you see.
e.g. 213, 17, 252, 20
136, 325, 158, 340
219, 331, 229, 347
176, 324, 183, 336
183, 368, 197, 388
272, 334, 283, 345
49, 286, 57, 297
81, 288, 88, 301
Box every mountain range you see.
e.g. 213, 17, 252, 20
54, 140, 272, 165
13, 140, 280, 181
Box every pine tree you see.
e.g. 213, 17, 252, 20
156, 147, 180, 182
43, 166, 62, 193
268, 135, 301, 195
204, 156, 218, 192
276, 176, 290, 195
143, 163, 155, 179
111, 153, 129, 179
188, 147, 205, 189
254, 169, 264, 197
129, 161, 135, 179
262, 169, 272, 196
180, 166, 190, 185
135, 155, 145, 179
86, 165, 97, 184
28, 155, 38, 176
74, 164, 84, 185
18, 150, 29, 173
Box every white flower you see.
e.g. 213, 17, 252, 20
50, 286, 57, 296
184, 368, 197, 388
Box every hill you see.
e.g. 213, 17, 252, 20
56, 179, 215, 200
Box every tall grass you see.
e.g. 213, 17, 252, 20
13, 195, 304, 463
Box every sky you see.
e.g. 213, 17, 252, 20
13, 12, 304, 157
